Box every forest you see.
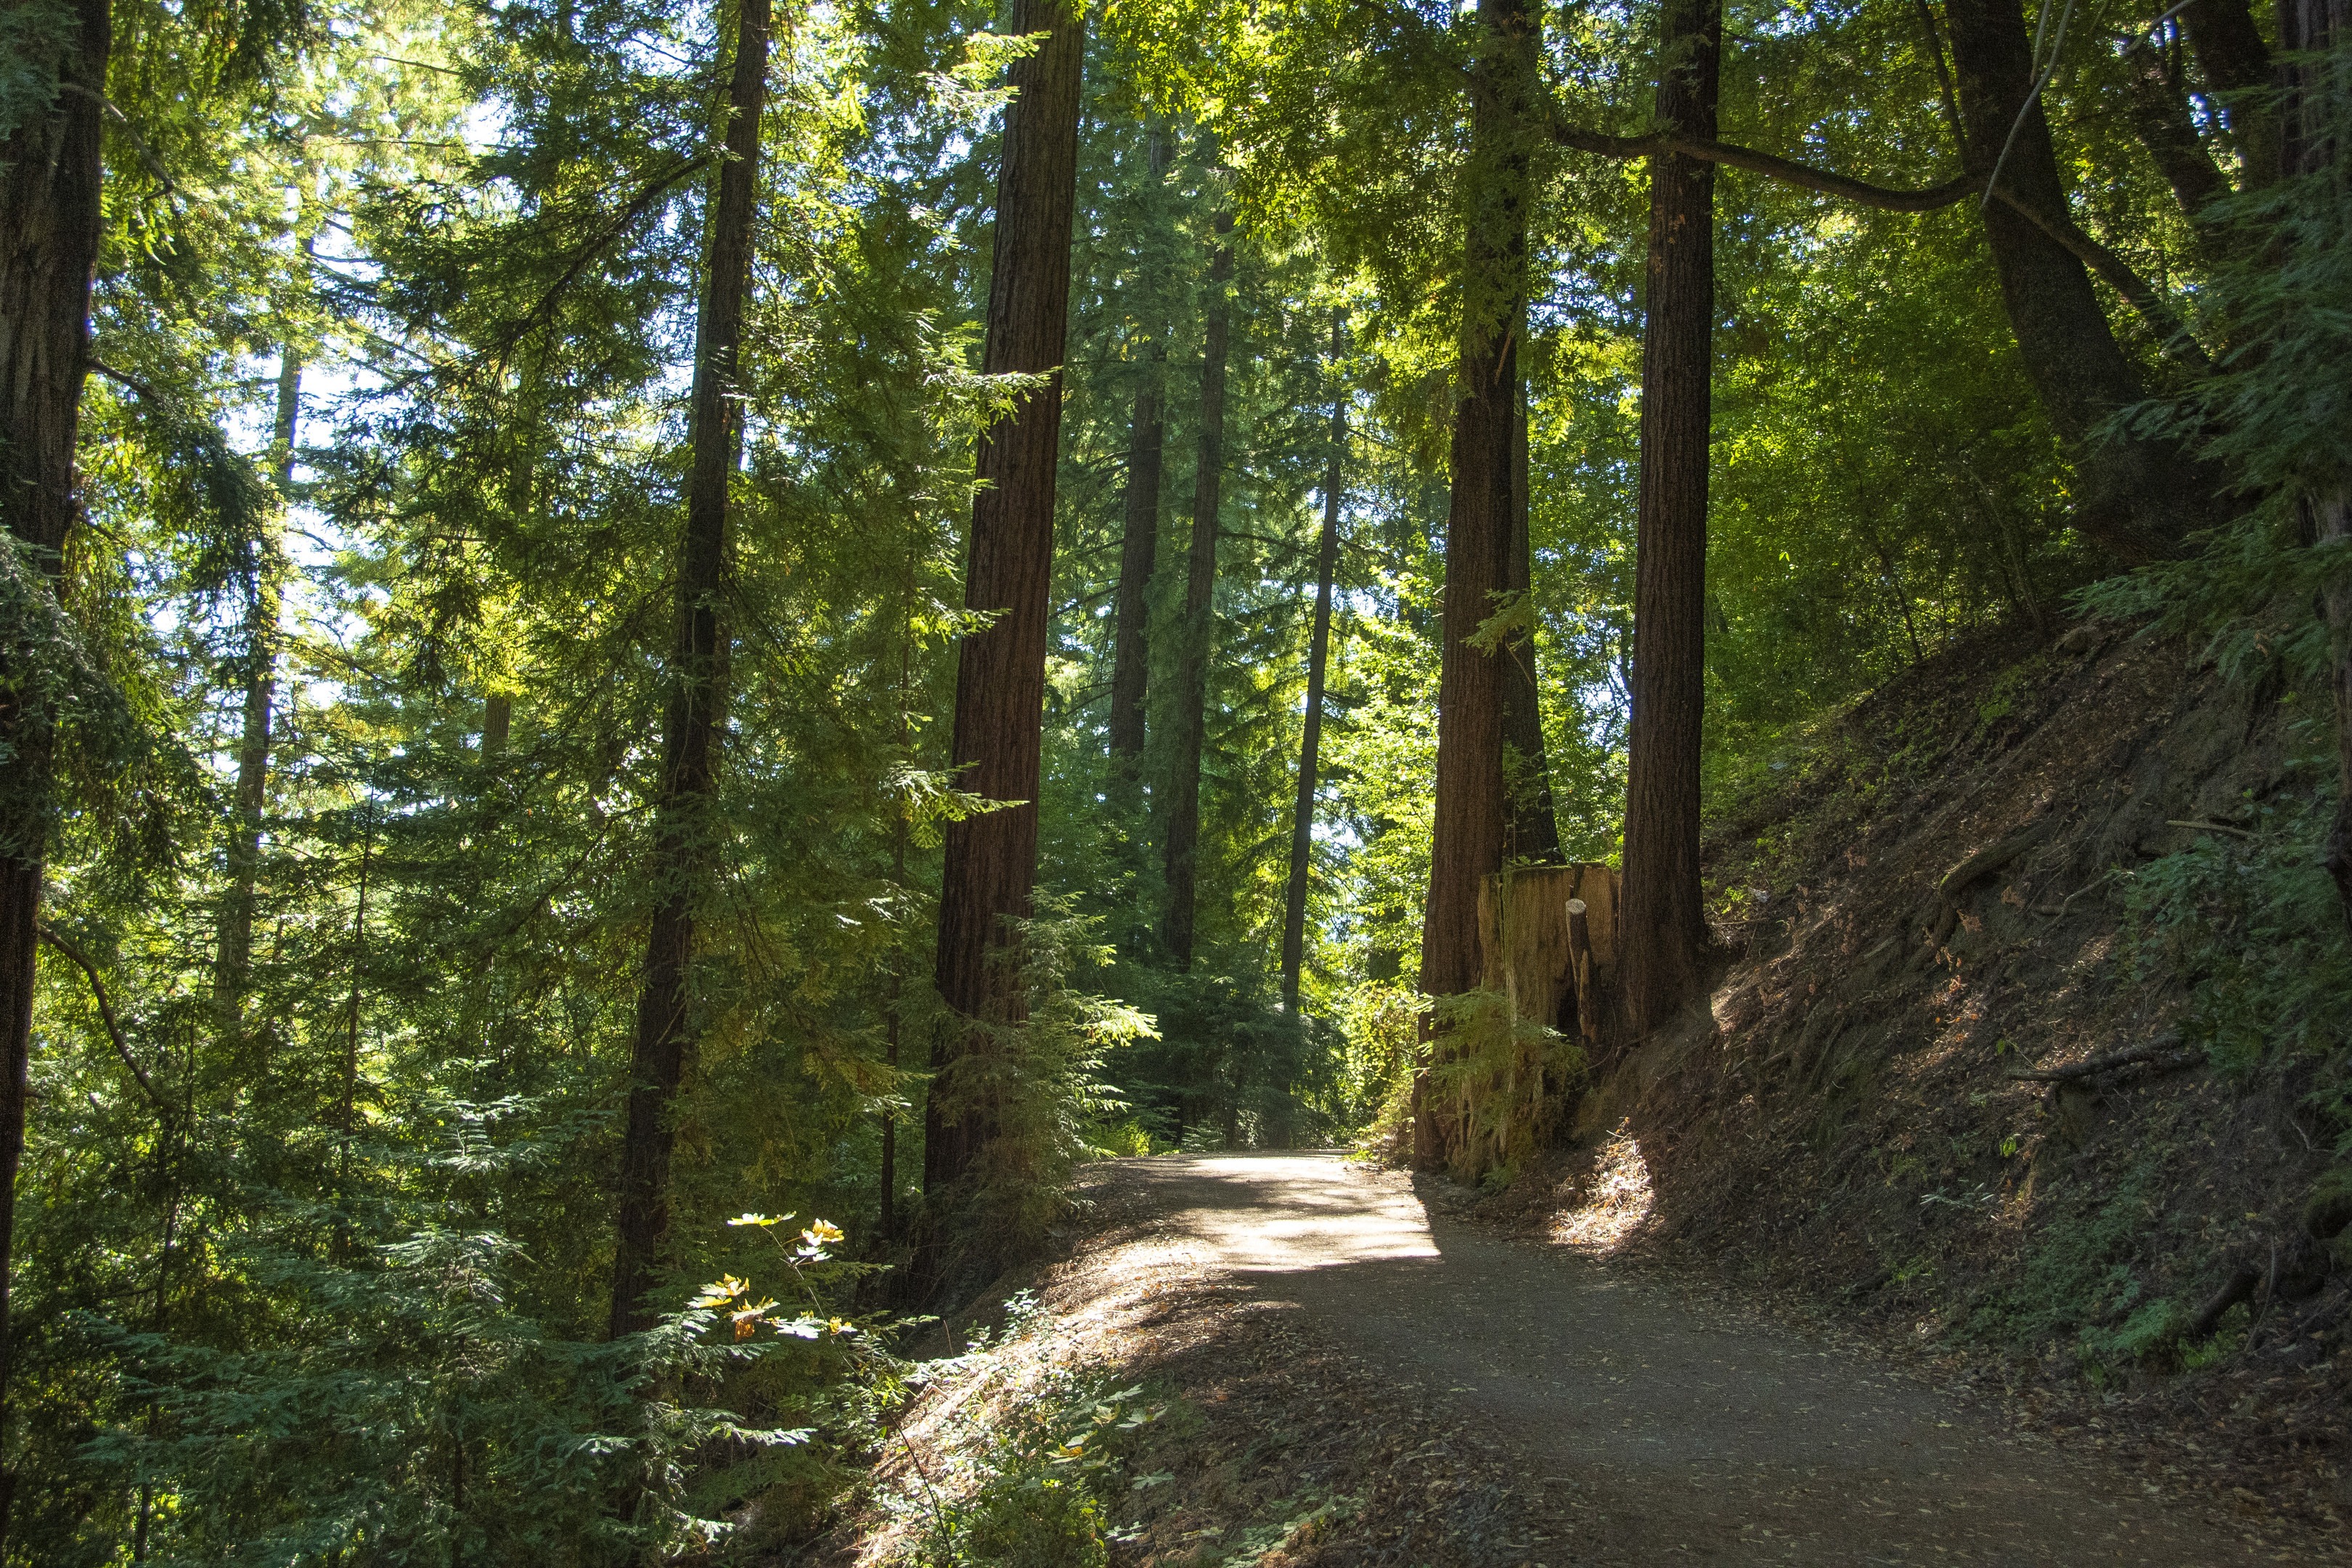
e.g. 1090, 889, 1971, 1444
1, 0, 2348, 1558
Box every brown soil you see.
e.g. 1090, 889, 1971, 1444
1501, 619, 2351, 1544
834, 1153, 2340, 1564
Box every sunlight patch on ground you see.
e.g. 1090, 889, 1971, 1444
1169, 1155, 1439, 1272
1552, 1119, 1654, 1255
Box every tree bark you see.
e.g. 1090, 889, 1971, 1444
1107, 130, 1171, 783
1942, 0, 2225, 563
1503, 337, 1562, 865
2182, 0, 2281, 187
1281, 314, 1348, 1010
1161, 213, 1236, 973
924, 0, 1086, 1196
1414, 0, 1535, 1165
1617, 0, 1719, 1042
2117, 41, 2234, 247
0, 0, 111, 1534
608, 0, 769, 1339
215, 353, 298, 1042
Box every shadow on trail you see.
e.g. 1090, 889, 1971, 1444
1116, 1153, 2301, 1567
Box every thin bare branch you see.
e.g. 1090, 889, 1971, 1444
37, 927, 165, 1114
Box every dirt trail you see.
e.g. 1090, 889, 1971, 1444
1122, 1152, 2312, 1566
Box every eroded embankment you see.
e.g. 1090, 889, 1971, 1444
1511, 620, 2351, 1534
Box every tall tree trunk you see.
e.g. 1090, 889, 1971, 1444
1502, 335, 1562, 865
1942, 0, 2225, 563
923, 0, 1086, 1198
2182, 0, 2281, 187
1281, 314, 1348, 1010
0, 0, 111, 1535
481, 693, 511, 755
215, 353, 298, 1042
607, 0, 769, 1339
1413, 0, 1535, 1165
1161, 213, 1236, 973
1617, 0, 1719, 1042
1107, 129, 1171, 783
2117, 39, 2233, 250
2279, 0, 2351, 928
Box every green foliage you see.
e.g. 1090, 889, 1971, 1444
1427, 987, 1583, 1180
1967, 1156, 2179, 1368
2117, 791, 2352, 1095
878, 1300, 1170, 1568
928, 900, 1159, 1252
74, 1132, 881, 1566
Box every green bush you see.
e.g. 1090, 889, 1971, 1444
960, 1479, 1109, 1568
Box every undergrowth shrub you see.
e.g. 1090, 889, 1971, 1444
876, 1294, 1172, 1567
927, 899, 1158, 1258
1427, 987, 1583, 1181
82, 1149, 891, 1566
1328, 981, 1425, 1156
2117, 791, 2352, 1124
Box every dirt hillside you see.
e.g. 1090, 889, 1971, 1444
1509, 618, 2351, 1535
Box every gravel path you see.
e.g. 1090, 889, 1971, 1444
1119, 1152, 2311, 1566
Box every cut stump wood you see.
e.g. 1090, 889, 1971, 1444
1477, 863, 1619, 1040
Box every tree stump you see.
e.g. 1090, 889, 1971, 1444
1477, 862, 1618, 1039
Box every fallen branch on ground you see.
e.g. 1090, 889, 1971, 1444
1938, 815, 2062, 903
2006, 1033, 2200, 1083
2186, 1259, 2262, 1340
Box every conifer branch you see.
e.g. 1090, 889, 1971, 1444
36, 926, 165, 1114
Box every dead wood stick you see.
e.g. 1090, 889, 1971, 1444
2006, 1033, 2197, 1083
1937, 815, 2062, 902
2165, 818, 2258, 841
2186, 1260, 2262, 1339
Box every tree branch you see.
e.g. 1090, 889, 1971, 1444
1544, 106, 2212, 372
1989, 195, 2214, 372
37, 926, 166, 1114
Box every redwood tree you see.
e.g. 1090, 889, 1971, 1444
1503, 338, 1562, 865
608, 0, 769, 1339
1413, 0, 1535, 1164
1615, 0, 1719, 1042
0, 0, 111, 1532
1941, 0, 2225, 563
214, 352, 298, 1041
1160, 212, 1236, 972
1107, 130, 1171, 785
1281, 314, 1347, 1009
924, 0, 1087, 1193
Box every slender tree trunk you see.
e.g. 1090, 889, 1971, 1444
924, 0, 1086, 1197
1413, 0, 1535, 1166
1281, 314, 1348, 1010
608, 0, 769, 1339
1941, 0, 2225, 563
1617, 0, 1719, 1042
2320, 493, 2352, 931
1107, 129, 1171, 783
0, 0, 111, 1535
334, 812, 372, 1262
1503, 335, 1562, 865
481, 693, 511, 755
1161, 213, 1236, 973
215, 354, 298, 1042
